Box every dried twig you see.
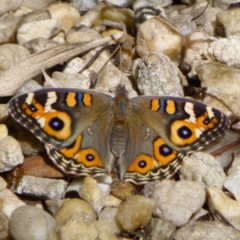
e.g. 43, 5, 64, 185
0, 32, 122, 96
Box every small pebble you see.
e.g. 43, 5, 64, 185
133, 0, 166, 25
95, 219, 118, 240
22, 0, 57, 10
216, 8, 240, 37
143, 217, 176, 240
54, 199, 97, 225
205, 34, 240, 68
110, 180, 136, 201
99, 207, 123, 235
0, 124, 8, 141
0, 136, 24, 172
13, 175, 67, 199
104, 194, 122, 208
181, 32, 216, 72
9, 205, 56, 240
0, 177, 7, 191
56, 217, 99, 240
0, 210, 10, 240
174, 221, 240, 239
100, 6, 135, 28
194, 62, 240, 95
0, 44, 30, 72
213, 0, 236, 10
0, 16, 22, 44
17, 19, 62, 45
145, 180, 206, 227
71, 0, 102, 12
79, 176, 106, 212
136, 16, 183, 58
224, 154, 240, 201
21, 155, 65, 178
24, 37, 59, 53
0, 0, 23, 15
45, 199, 69, 216
48, 2, 80, 32
95, 65, 138, 98
107, 0, 133, 8
208, 186, 240, 230
21, 8, 51, 24
180, 152, 226, 188
133, 52, 184, 96
117, 195, 156, 231
194, 6, 222, 36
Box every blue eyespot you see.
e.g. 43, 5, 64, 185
86, 154, 94, 161
178, 126, 192, 139
138, 160, 147, 168
49, 117, 64, 131
29, 104, 37, 112
160, 145, 172, 156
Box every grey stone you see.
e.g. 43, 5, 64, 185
9, 205, 56, 240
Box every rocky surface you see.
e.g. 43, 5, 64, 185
0, 0, 239, 239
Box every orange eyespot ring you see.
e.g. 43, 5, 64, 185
22, 100, 44, 118
153, 138, 177, 166
196, 112, 218, 130
128, 154, 155, 174
43, 111, 72, 139
170, 120, 198, 146
78, 148, 103, 167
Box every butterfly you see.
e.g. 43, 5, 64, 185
8, 85, 230, 184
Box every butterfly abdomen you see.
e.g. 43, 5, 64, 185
110, 122, 128, 158
110, 89, 130, 157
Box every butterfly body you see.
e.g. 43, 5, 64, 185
9, 86, 230, 184
110, 87, 129, 158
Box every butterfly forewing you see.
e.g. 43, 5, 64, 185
130, 95, 230, 152
9, 88, 113, 148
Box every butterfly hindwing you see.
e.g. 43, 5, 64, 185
46, 115, 114, 176
120, 118, 184, 184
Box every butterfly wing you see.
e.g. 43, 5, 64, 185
9, 88, 114, 176
121, 96, 230, 184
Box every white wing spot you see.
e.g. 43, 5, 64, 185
206, 106, 214, 119
37, 117, 46, 127
45, 92, 57, 112
195, 128, 202, 138
184, 102, 196, 123
26, 93, 34, 105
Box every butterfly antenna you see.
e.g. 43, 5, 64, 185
118, 22, 128, 89
126, 42, 135, 76
88, 23, 127, 87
